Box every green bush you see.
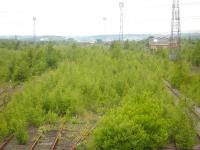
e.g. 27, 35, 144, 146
0, 117, 9, 141
15, 128, 29, 144
90, 99, 169, 150
0, 43, 61, 84
12, 59, 30, 83
168, 106, 195, 149
44, 111, 59, 124
110, 41, 122, 58
26, 107, 44, 127
90, 92, 195, 150
170, 61, 190, 89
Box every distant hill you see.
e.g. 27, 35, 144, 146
72, 34, 151, 42
0, 33, 200, 42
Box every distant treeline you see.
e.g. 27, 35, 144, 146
0, 38, 199, 85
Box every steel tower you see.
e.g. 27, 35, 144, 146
33, 17, 36, 42
170, 0, 181, 51
119, 2, 124, 41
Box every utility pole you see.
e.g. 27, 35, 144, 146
170, 0, 181, 59
33, 17, 36, 42
103, 17, 107, 35
119, 1, 124, 41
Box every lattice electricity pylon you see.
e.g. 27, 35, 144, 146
119, 2, 124, 41
33, 17, 36, 42
170, 0, 181, 53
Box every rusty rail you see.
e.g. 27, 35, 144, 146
50, 128, 63, 150
164, 80, 182, 99
29, 134, 42, 150
0, 135, 13, 150
164, 79, 200, 117
70, 125, 96, 150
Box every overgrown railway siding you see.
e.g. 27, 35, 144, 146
33, 130, 58, 150
69, 124, 96, 150
2, 127, 37, 150
164, 80, 200, 149
0, 113, 98, 150
164, 79, 200, 115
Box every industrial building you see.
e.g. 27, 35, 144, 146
149, 37, 170, 51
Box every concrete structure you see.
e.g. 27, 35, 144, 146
149, 37, 170, 51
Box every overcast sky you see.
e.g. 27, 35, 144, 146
0, 0, 200, 36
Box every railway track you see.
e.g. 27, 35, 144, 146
69, 124, 96, 150
160, 144, 178, 150
0, 120, 97, 150
164, 79, 200, 150
29, 123, 96, 150
0, 135, 14, 150
0, 126, 60, 150
31, 130, 58, 150
29, 124, 65, 150
164, 79, 198, 113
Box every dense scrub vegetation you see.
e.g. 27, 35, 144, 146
0, 42, 62, 84
169, 40, 200, 105
90, 98, 195, 149
0, 39, 199, 149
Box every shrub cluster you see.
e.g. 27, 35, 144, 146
0, 45, 197, 148
0, 42, 61, 84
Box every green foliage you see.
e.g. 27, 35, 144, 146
12, 59, 30, 83
0, 42, 197, 148
90, 92, 196, 150
0, 116, 9, 141
15, 128, 29, 145
0, 40, 21, 50
45, 42, 58, 68
174, 117, 195, 149
0, 42, 61, 84
110, 41, 122, 58
69, 116, 81, 124
174, 73, 200, 105
44, 112, 59, 124
126, 39, 148, 51
192, 40, 200, 66
168, 106, 195, 149
26, 107, 44, 127
168, 39, 200, 105
123, 40, 130, 49
90, 98, 169, 150
170, 61, 190, 89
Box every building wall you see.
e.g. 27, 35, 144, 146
149, 37, 170, 51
